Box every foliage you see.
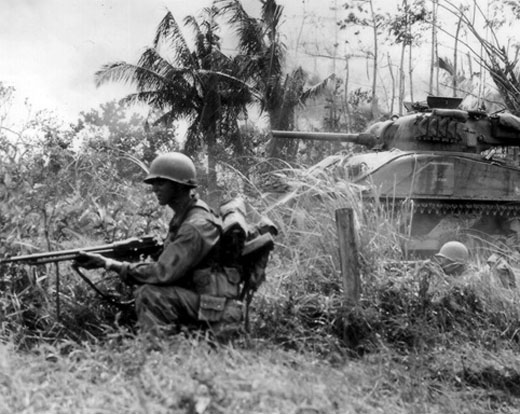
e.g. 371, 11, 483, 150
0, 104, 164, 345
340, 0, 386, 33
439, 0, 520, 114
74, 100, 178, 166
346, 88, 374, 132
387, 0, 430, 46
0, 82, 16, 125
338, 0, 385, 119
273, 82, 374, 168
216, 0, 335, 161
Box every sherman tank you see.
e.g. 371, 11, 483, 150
272, 96, 520, 254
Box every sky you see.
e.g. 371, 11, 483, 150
0, 0, 343, 124
1, 0, 199, 122
3, 0, 473, 129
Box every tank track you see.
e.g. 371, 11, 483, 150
408, 200, 520, 217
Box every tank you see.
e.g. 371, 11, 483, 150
272, 96, 520, 254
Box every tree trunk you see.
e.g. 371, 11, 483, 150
399, 43, 406, 115
405, 0, 414, 103
369, 0, 379, 120
429, 0, 437, 95
267, 104, 297, 160
344, 55, 352, 131
387, 53, 396, 115
453, 14, 463, 97
205, 121, 220, 205
408, 43, 414, 103
200, 81, 221, 205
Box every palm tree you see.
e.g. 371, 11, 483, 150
216, 0, 334, 160
95, 7, 252, 197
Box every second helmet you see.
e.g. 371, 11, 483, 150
435, 241, 469, 264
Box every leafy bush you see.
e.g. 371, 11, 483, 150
0, 123, 163, 344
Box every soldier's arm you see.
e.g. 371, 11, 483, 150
119, 219, 219, 285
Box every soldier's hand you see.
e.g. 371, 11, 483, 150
73, 252, 107, 270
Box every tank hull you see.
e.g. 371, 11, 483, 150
343, 151, 520, 253
352, 151, 520, 202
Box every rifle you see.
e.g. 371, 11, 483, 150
0, 236, 162, 265
0, 236, 163, 307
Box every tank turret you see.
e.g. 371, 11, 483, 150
271, 96, 520, 254
273, 96, 520, 154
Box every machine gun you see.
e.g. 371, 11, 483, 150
0, 236, 163, 307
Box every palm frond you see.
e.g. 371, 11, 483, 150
438, 57, 455, 76
185, 9, 222, 61
214, 0, 248, 25
95, 53, 200, 104
153, 10, 195, 67
119, 87, 198, 111
195, 69, 262, 101
199, 5, 220, 32
95, 62, 138, 88
299, 74, 336, 105
183, 15, 202, 37
215, 0, 264, 56
262, 0, 284, 34
153, 106, 198, 127
135, 48, 195, 88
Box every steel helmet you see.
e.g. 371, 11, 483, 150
144, 152, 197, 187
435, 241, 469, 264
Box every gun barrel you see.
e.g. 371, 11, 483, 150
271, 130, 377, 147
0, 236, 160, 265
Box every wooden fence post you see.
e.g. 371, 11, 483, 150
335, 207, 361, 304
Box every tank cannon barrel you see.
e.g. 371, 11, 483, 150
271, 130, 378, 148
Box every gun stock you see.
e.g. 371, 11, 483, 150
0, 236, 163, 265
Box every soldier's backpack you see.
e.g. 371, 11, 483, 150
218, 197, 278, 331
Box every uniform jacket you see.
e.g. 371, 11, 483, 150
120, 197, 221, 286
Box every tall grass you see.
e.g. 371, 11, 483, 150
236, 158, 520, 359
3, 153, 520, 359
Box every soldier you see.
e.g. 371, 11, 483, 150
74, 152, 242, 335
433, 240, 469, 276
416, 241, 470, 303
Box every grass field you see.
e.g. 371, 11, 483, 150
1, 330, 519, 414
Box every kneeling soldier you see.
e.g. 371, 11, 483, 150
75, 152, 241, 334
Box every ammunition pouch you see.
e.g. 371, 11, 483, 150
198, 294, 227, 322
193, 266, 242, 298
197, 295, 243, 323
194, 266, 243, 322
